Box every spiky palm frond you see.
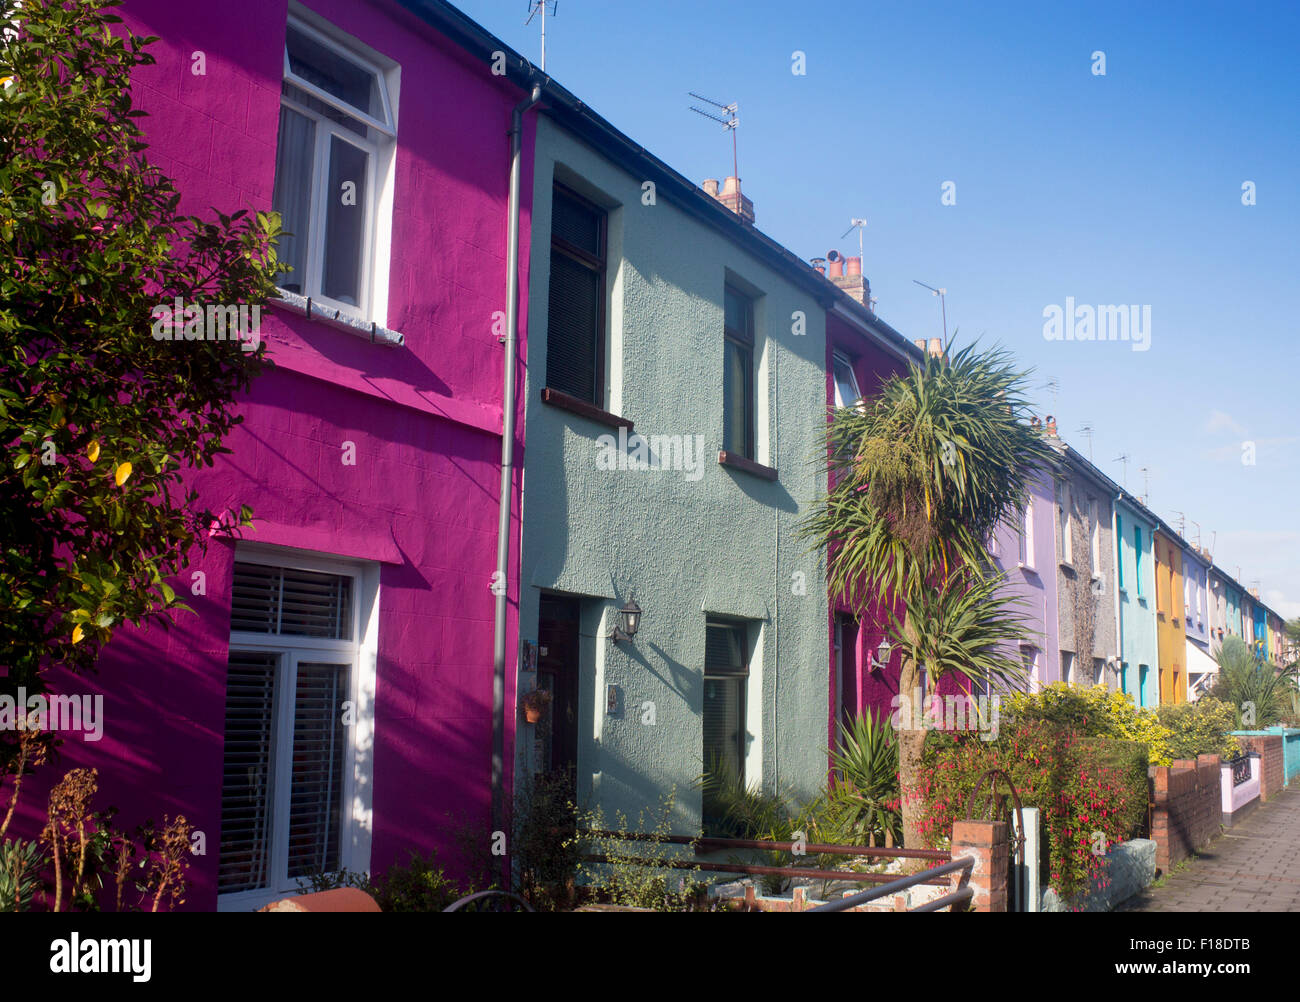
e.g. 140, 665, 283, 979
802, 342, 1061, 610
887, 571, 1034, 693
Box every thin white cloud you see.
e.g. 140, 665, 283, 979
1205, 409, 1247, 437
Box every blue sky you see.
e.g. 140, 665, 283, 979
456, 0, 1300, 617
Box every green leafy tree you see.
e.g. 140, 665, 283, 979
800, 344, 1060, 848
1209, 636, 1297, 728
0, 0, 281, 699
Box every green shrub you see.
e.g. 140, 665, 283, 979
1077, 737, 1149, 839
912, 721, 1147, 899
822, 711, 902, 848
0, 838, 45, 912
512, 770, 582, 910
1157, 698, 1240, 761
1006, 683, 1174, 766
373, 851, 461, 912
578, 790, 707, 910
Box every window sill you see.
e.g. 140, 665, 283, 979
541, 387, 633, 431
270, 290, 405, 347
718, 450, 777, 481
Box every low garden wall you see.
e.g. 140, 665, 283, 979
1219, 753, 1261, 826
1232, 732, 1286, 798
1038, 838, 1156, 912
1149, 755, 1222, 871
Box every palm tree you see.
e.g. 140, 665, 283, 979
800, 343, 1060, 848
1209, 635, 1298, 728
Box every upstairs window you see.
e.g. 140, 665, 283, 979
1088, 498, 1101, 576
273, 16, 396, 319
832, 353, 862, 409
1056, 482, 1072, 564
723, 286, 756, 459
546, 184, 608, 405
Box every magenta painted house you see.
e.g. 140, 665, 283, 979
13, 0, 537, 910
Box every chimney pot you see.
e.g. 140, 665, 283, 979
828, 257, 844, 278
928, 337, 943, 357
702, 178, 719, 195
914, 339, 926, 353
1046, 415, 1058, 437
846, 256, 862, 276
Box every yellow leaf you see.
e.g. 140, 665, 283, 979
114, 461, 132, 486
87, 441, 100, 462
72, 624, 85, 644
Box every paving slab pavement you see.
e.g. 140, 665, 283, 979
1120, 788, 1300, 912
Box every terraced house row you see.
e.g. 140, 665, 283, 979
16, 0, 1292, 911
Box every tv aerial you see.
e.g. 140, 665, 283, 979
525, 1, 558, 71
688, 91, 739, 181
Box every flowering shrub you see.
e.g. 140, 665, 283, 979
911, 722, 1146, 900
1005, 683, 1175, 766
1157, 698, 1240, 761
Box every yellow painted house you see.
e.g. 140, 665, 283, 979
1154, 529, 1187, 703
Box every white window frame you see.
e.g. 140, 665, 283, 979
217, 546, 380, 913
1057, 482, 1072, 566
832, 352, 862, 409
275, 9, 399, 326
1088, 497, 1101, 577
1018, 502, 1035, 570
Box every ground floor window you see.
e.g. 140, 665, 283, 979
218, 552, 376, 909
703, 617, 749, 833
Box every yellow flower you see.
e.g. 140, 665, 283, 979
114, 461, 132, 486
87, 441, 100, 462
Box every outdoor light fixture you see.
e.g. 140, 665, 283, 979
609, 598, 642, 644
872, 637, 893, 670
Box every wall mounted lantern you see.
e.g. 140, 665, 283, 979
609, 598, 642, 644
872, 637, 893, 671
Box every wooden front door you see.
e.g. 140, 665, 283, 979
537, 595, 581, 779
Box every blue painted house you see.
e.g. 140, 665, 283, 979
1115, 497, 1159, 707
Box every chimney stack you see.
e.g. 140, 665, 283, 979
703, 175, 754, 223
825, 249, 872, 309
1045, 415, 1058, 437
927, 337, 942, 358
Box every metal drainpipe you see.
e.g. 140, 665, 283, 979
493, 82, 543, 840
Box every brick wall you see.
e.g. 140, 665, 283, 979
1149, 755, 1222, 871
1236, 735, 1284, 800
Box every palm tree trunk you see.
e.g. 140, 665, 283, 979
896, 651, 926, 852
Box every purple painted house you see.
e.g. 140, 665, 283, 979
16, 0, 537, 910
989, 465, 1058, 690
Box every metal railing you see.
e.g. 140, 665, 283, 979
578, 830, 964, 896
807, 857, 974, 912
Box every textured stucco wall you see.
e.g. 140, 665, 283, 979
1154, 531, 1186, 703
1054, 457, 1118, 685
1116, 500, 1159, 707
19, 0, 532, 908
1182, 548, 1210, 645
516, 115, 831, 829
990, 468, 1058, 688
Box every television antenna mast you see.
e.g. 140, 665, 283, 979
1077, 423, 1094, 463
524, 2, 558, 71
1171, 510, 1186, 538
1113, 453, 1130, 491
1190, 520, 1201, 550
912, 280, 948, 350
688, 91, 739, 182
1138, 466, 1151, 506
841, 218, 867, 269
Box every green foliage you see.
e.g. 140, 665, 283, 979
1076, 737, 1150, 839
0, 838, 45, 912
512, 770, 581, 911
578, 790, 708, 910
372, 851, 461, 912
1209, 637, 1298, 728
913, 722, 1147, 899
1157, 698, 1240, 761
822, 711, 902, 848
800, 341, 1062, 611
699, 755, 790, 839
887, 570, 1033, 694
1006, 683, 1175, 766
0, 0, 282, 691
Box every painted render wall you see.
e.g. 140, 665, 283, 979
1154, 530, 1187, 704
1053, 451, 1119, 688
1182, 547, 1210, 647
1116, 499, 1159, 707
825, 312, 912, 735
18, 0, 533, 909
516, 114, 832, 830
990, 467, 1059, 690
